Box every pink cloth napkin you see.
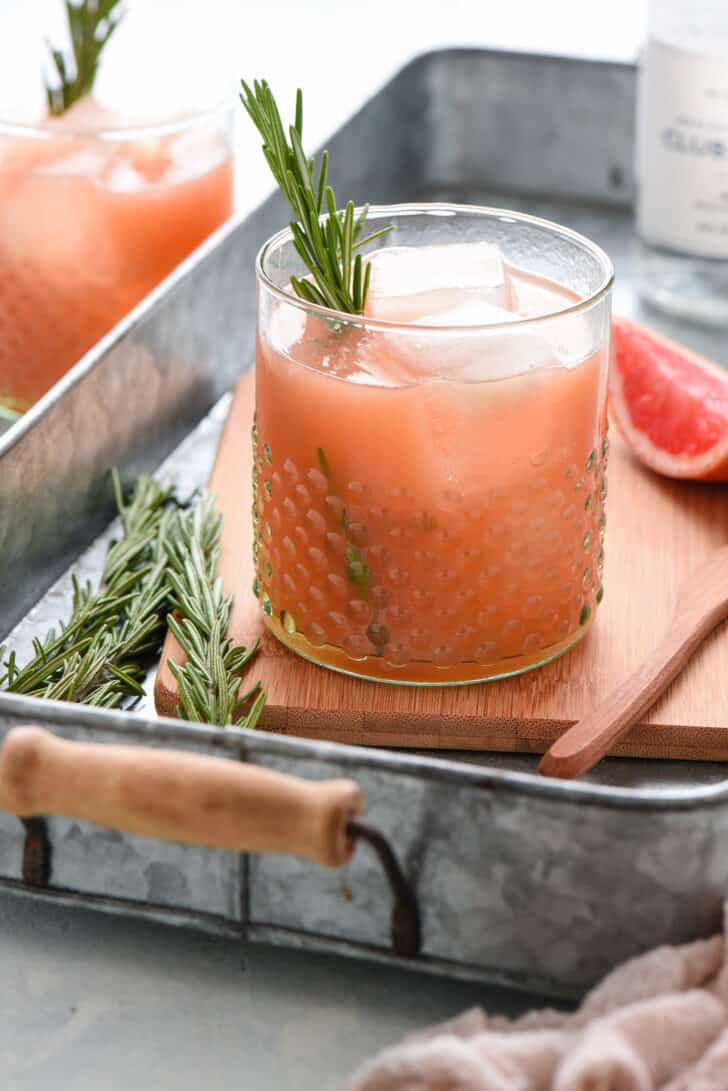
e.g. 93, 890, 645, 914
348, 906, 728, 1091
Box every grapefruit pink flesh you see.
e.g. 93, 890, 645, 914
610, 317, 728, 482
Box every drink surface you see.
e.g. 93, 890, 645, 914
254, 243, 608, 684
0, 99, 233, 414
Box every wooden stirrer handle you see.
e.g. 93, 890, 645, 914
0, 727, 361, 867
540, 594, 728, 780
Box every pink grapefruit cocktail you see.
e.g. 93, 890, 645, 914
253, 206, 613, 684
0, 99, 233, 415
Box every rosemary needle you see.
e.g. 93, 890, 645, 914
240, 79, 392, 314
45, 1, 126, 117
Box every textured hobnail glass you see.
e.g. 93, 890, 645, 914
253, 204, 613, 685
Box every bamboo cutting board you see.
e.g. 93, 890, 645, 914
155, 370, 728, 759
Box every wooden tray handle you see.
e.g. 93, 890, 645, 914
0, 727, 361, 868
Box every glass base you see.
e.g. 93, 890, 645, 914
262, 612, 595, 687
638, 241, 728, 327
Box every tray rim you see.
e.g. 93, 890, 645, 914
2, 688, 728, 811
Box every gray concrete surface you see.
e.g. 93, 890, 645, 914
0, 891, 542, 1089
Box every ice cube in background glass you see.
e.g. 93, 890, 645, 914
0, 99, 120, 183
103, 153, 148, 193
42, 144, 115, 180
382, 299, 555, 382
103, 138, 175, 191
364, 242, 515, 321
163, 128, 229, 186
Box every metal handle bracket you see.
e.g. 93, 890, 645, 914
347, 818, 421, 959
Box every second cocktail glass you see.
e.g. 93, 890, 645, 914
0, 100, 234, 417
253, 205, 613, 685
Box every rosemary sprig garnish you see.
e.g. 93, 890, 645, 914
164, 495, 266, 728
240, 79, 392, 314
0, 471, 264, 728
45, 0, 126, 117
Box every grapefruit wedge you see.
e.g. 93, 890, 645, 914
610, 317, 728, 482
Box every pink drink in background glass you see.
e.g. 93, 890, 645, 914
254, 206, 613, 685
0, 98, 233, 415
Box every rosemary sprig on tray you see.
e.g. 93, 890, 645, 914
165, 495, 266, 728
0, 471, 264, 729
0, 472, 174, 707
240, 79, 392, 314
45, 0, 126, 117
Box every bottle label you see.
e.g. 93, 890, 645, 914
638, 38, 728, 259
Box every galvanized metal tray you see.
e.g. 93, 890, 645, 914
2, 48, 728, 997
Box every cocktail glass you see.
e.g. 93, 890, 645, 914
0, 99, 234, 416
254, 204, 613, 685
